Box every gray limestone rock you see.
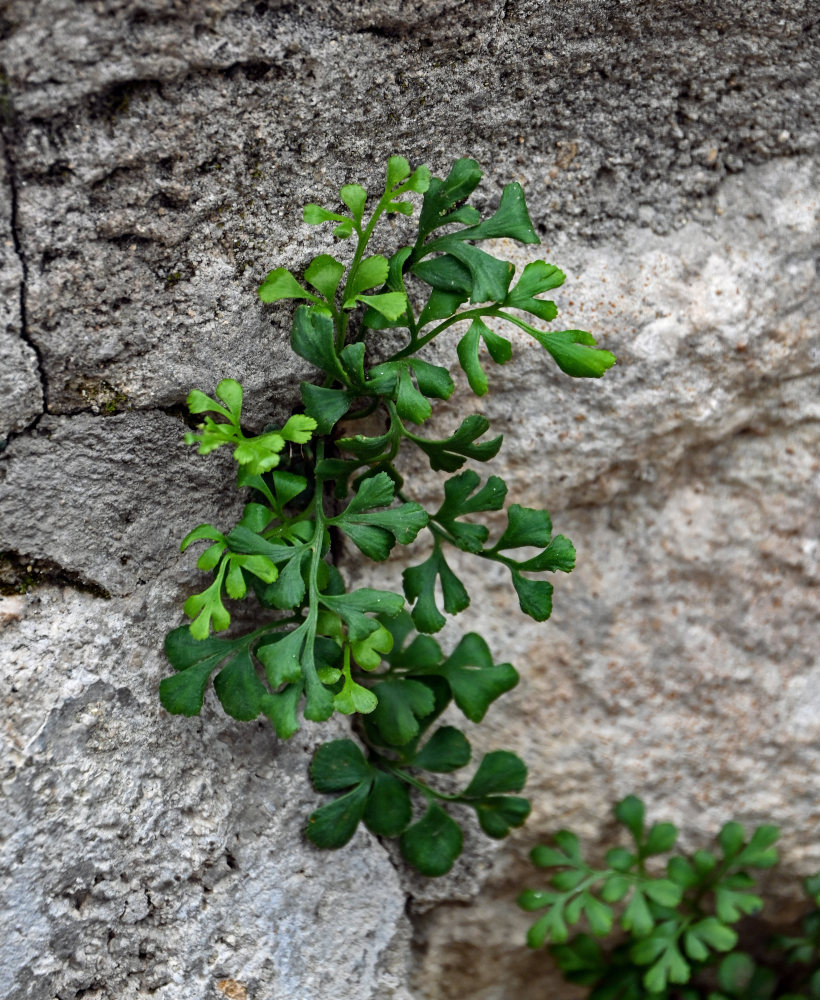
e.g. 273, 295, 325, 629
0, 1, 816, 414
0, 410, 242, 596
0, 585, 413, 1000
0, 137, 42, 438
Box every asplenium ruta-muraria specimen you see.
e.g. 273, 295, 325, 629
520, 797, 820, 999
160, 156, 616, 876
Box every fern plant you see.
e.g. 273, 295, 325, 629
160, 156, 616, 875
521, 796, 820, 998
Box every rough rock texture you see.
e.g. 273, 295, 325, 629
0, 136, 41, 437
1, 586, 413, 1000
0, 0, 816, 418
0, 2, 818, 998
0, 411, 245, 595
400, 158, 820, 997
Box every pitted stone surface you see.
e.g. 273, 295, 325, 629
0, 585, 413, 1000
0, 3, 818, 999
0, 410, 243, 595
0, 137, 41, 438
0, 1, 816, 413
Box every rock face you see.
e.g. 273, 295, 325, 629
0, 3, 817, 999
0, 138, 42, 437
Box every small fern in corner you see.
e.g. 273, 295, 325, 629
521, 796, 820, 998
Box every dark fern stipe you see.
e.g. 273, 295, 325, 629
160, 156, 616, 876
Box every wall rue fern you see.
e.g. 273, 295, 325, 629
160, 156, 616, 876
522, 797, 820, 999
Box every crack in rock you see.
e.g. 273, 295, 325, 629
0, 67, 46, 441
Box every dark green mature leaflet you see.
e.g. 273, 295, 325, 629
162, 156, 615, 875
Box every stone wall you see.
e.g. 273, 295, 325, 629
0, 3, 817, 998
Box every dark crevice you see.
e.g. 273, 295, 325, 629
87, 77, 161, 125
0, 67, 48, 440
0, 550, 111, 599
366, 829, 433, 1000
153, 402, 200, 429
353, 22, 409, 40
222, 58, 285, 82
5, 362, 818, 438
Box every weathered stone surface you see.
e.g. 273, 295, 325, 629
0, 1, 816, 414
404, 407, 820, 998
0, 410, 242, 595
418, 156, 820, 511
0, 2, 818, 999
0, 585, 413, 1000
331, 155, 820, 991
390, 158, 820, 996
0, 137, 41, 438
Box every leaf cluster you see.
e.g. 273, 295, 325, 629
521, 797, 820, 999
304, 611, 528, 874
184, 378, 316, 476
163, 156, 615, 874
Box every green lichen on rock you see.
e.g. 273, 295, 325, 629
67, 378, 129, 416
